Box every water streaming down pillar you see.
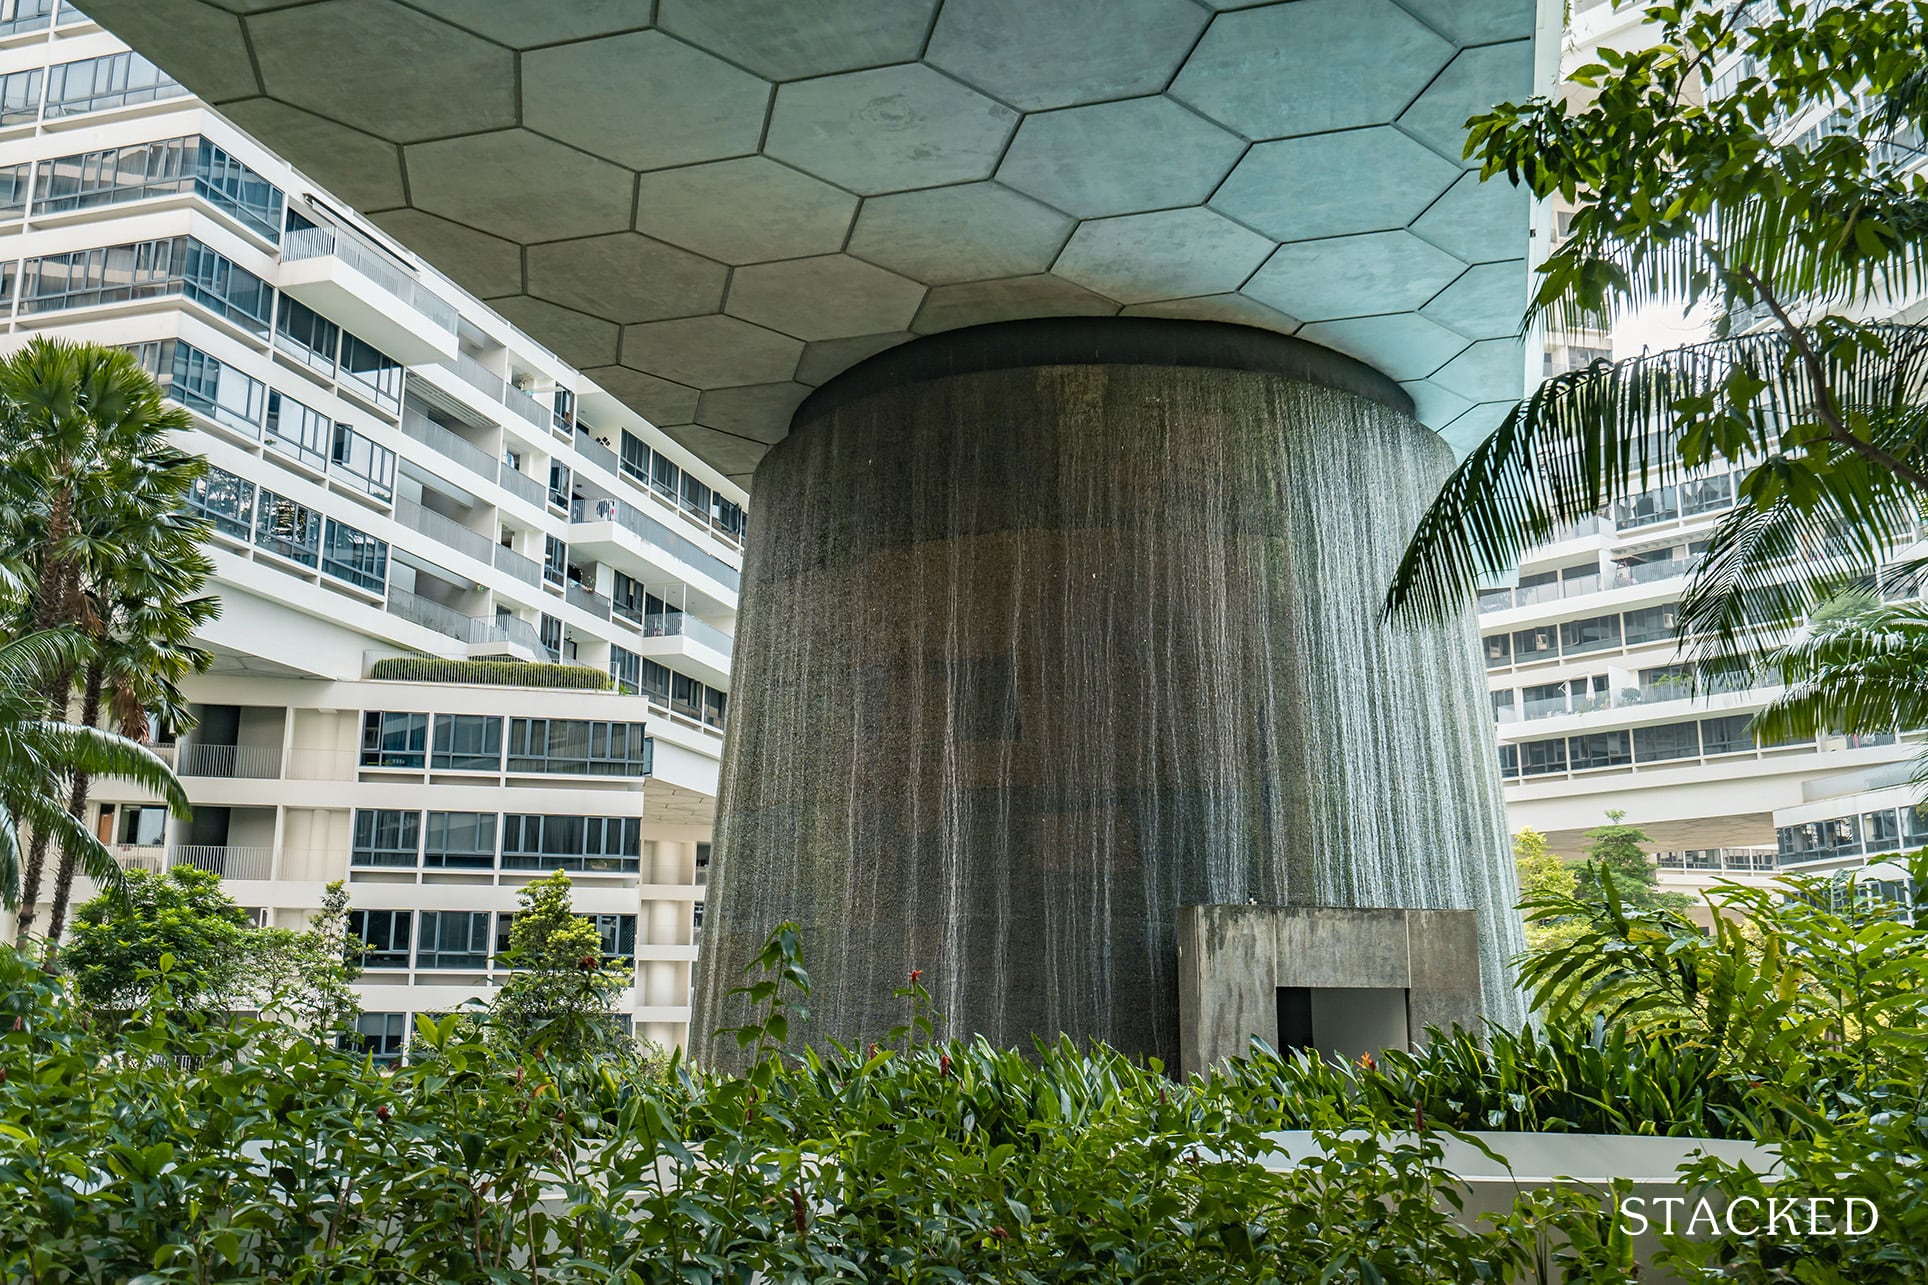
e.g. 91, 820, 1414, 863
692, 319, 1525, 1069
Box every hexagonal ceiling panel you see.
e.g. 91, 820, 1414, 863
84, 0, 1548, 486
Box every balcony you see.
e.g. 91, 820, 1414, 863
567, 580, 612, 620
498, 462, 547, 510
384, 586, 552, 661
170, 844, 275, 881
621, 608, 732, 688
395, 497, 494, 567
569, 496, 740, 607
399, 409, 496, 486
279, 225, 458, 365
176, 743, 283, 779
109, 843, 167, 872
442, 352, 554, 431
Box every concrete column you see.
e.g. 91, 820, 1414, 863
693, 318, 1524, 1070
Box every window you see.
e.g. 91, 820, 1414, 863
348, 910, 411, 969
1511, 625, 1557, 662
167, 341, 266, 435
1567, 731, 1631, 771
1633, 722, 1700, 763
117, 804, 167, 847
344, 1011, 407, 1065
1558, 614, 1621, 656
543, 536, 567, 587
424, 812, 496, 868
671, 671, 703, 720
650, 450, 680, 501
1482, 633, 1511, 668
609, 644, 641, 695
194, 138, 282, 241
339, 332, 403, 413
620, 431, 650, 483
360, 711, 427, 768
0, 161, 28, 220
0, 0, 54, 38
586, 913, 636, 962
264, 391, 332, 470
1906, 805, 1928, 847
431, 714, 502, 771
501, 814, 640, 873
181, 239, 273, 333
1614, 485, 1679, 530
1622, 604, 1678, 645
611, 570, 647, 623
1699, 715, 1756, 756
352, 809, 420, 867
1519, 738, 1567, 777
552, 387, 575, 432
34, 137, 190, 216
1498, 743, 1519, 780
714, 497, 745, 539
417, 911, 492, 969
548, 461, 571, 509
1679, 472, 1735, 516
253, 490, 322, 566
1490, 689, 1515, 723
275, 296, 340, 375
506, 718, 652, 776
680, 471, 711, 518
331, 425, 396, 501
322, 519, 388, 591
1863, 809, 1903, 855
185, 464, 255, 540
43, 50, 186, 117
18, 237, 185, 315
0, 68, 42, 125
702, 687, 727, 729
638, 657, 672, 702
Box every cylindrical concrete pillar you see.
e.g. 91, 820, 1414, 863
693, 319, 1523, 1069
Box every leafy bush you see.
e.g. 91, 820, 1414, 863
368, 654, 613, 690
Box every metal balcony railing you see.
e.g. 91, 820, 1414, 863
170, 845, 275, 880
454, 352, 506, 401
176, 743, 283, 779
281, 226, 457, 332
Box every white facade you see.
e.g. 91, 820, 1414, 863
1491, 3, 1928, 894
0, 5, 742, 1054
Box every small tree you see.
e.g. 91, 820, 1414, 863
64, 865, 252, 1018
1574, 810, 1695, 916
489, 871, 629, 1060
1513, 828, 1584, 953
255, 880, 361, 1040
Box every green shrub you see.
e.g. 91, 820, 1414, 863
368, 654, 613, 690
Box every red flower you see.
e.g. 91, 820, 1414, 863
789, 1188, 809, 1235
1357, 1051, 1376, 1071
991, 1226, 1010, 1240
908, 969, 923, 985
578, 954, 600, 971
376, 1105, 391, 1123
940, 1054, 952, 1077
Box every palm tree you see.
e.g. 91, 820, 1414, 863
0, 337, 214, 945
0, 630, 189, 915
1382, 0, 1928, 696
1752, 598, 1928, 787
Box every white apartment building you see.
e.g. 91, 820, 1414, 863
1490, 5, 1928, 897
0, 2, 743, 1056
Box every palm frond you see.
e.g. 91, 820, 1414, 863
25, 721, 188, 815
10, 791, 125, 902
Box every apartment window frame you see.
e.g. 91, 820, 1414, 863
331, 423, 396, 502
274, 295, 340, 376
500, 813, 641, 874
344, 1011, 408, 1065
348, 909, 412, 970
321, 518, 388, 592
422, 811, 497, 869
0, 67, 42, 126
416, 910, 493, 970
252, 489, 322, 567
184, 463, 255, 541
430, 714, 503, 772
1632, 721, 1701, 764
43, 49, 187, 118
360, 710, 427, 769
351, 808, 420, 868
169, 341, 266, 436
338, 331, 403, 414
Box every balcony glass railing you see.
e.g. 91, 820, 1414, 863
282, 225, 457, 332
396, 497, 493, 565
493, 542, 542, 587
570, 497, 740, 594
638, 610, 733, 654
400, 409, 495, 480
498, 462, 546, 509
567, 581, 612, 620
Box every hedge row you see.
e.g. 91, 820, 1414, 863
369, 654, 614, 690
